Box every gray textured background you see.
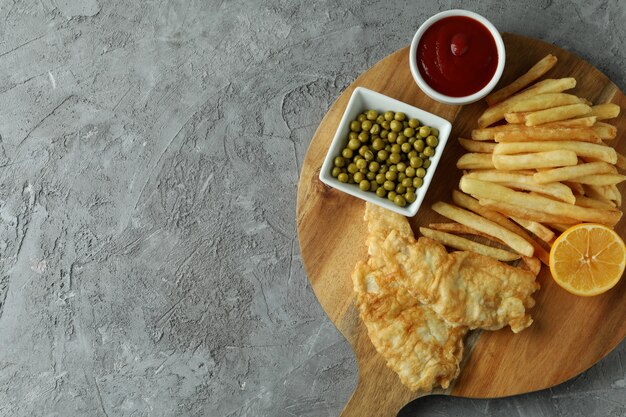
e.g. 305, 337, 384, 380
0, 0, 625, 416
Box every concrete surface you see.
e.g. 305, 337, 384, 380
0, 0, 625, 416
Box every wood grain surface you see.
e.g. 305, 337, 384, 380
296, 33, 626, 417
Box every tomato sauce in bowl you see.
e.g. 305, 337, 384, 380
409, 10, 505, 105
417, 16, 498, 97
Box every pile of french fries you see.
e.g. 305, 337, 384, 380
422, 54, 625, 270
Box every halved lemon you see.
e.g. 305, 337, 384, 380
549, 223, 626, 296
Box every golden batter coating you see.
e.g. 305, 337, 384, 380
352, 261, 467, 391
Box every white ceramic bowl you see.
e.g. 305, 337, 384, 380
409, 9, 505, 105
319, 87, 452, 217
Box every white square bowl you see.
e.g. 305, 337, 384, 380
319, 87, 452, 217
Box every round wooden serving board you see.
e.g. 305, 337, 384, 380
296, 33, 626, 416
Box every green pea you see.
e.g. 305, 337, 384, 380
414, 139, 425, 152
387, 191, 397, 201
395, 184, 406, 194
382, 121, 391, 130
342, 148, 353, 159
366, 171, 376, 180
385, 170, 397, 181
394, 194, 406, 207
348, 138, 361, 150
376, 187, 386, 198
372, 138, 384, 151
376, 115, 385, 124
401, 143, 412, 153
418, 126, 431, 137
370, 180, 378, 191
347, 163, 358, 174
413, 177, 423, 188
334, 156, 345, 167
408, 118, 419, 128
423, 159, 431, 168
423, 146, 434, 157
408, 137, 416, 145
358, 145, 369, 156
370, 124, 381, 135
389, 153, 401, 164
366, 110, 378, 121
431, 127, 439, 137
405, 167, 416, 177
403, 127, 415, 138
408, 151, 418, 159
405, 191, 416, 203
376, 173, 386, 184
379, 165, 388, 174
402, 178, 413, 188
331, 167, 341, 177
356, 159, 367, 170
384, 111, 394, 121
387, 131, 398, 143
410, 157, 423, 168
384, 144, 392, 152
394, 112, 406, 121
361, 120, 373, 132
416, 168, 426, 178
350, 121, 362, 132
357, 114, 367, 122
358, 131, 369, 143
338, 173, 349, 183
359, 180, 370, 191
354, 172, 365, 183
390, 144, 401, 154
426, 135, 439, 147
364, 150, 374, 161
377, 150, 389, 161
397, 172, 407, 182
380, 130, 389, 139
383, 180, 395, 191
396, 134, 406, 145
369, 161, 380, 172
390, 120, 403, 132
396, 162, 407, 172
388, 165, 398, 172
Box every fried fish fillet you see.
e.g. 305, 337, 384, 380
365, 203, 540, 333
352, 261, 467, 391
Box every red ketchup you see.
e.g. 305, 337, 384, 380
417, 16, 498, 97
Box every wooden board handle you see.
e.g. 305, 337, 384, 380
340, 378, 423, 417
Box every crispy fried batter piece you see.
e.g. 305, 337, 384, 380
353, 204, 467, 391
365, 203, 540, 333
353, 262, 467, 391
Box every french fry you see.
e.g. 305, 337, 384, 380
465, 170, 575, 203
542, 116, 597, 128
458, 138, 497, 153
504, 112, 529, 124
521, 256, 542, 275
533, 161, 615, 184
457, 153, 495, 169
547, 223, 570, 232
471, 125, 527, 141
575, 194, 617, 210
478, 78, 577, 128
610, 184, 622, 207
493, 150, 578, 170
478, 198, 580, 224
524, 103, 592, 126
563, 181, 585, 195
428, 222, 495, 239
583, 184, 616, 206
460, 177, 622, 226
510, 216, 555, 244
592, 122, 617, 140
432, 201, 534, 257
617, 153, 626, 170
587, 103, 620, 120
567, 174, 626, 186
451, 190, 550, 264
493, 141, 617, 164
494, 128, 601, 144
419, 227, 521, 262
485, 54, 558, 106
508, 93, 584, 112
